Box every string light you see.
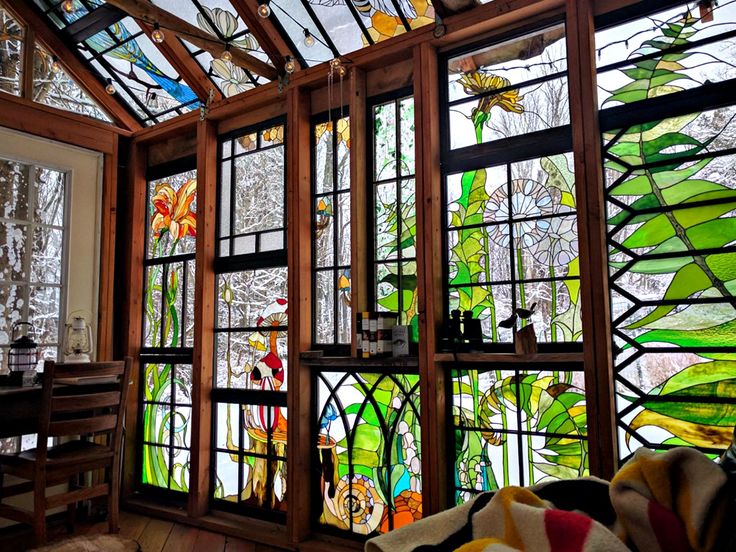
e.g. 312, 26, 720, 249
61, 0, 74, 13
105, 78, 116, 95
151, 23, 165, 44
221, 43, 232, 62
338, 65, 346, 77
50, 56, 61, 73
330, 57, 341, 70
303, 29, 315, 48
284, 56, 296, 74
257, 1, 271, 18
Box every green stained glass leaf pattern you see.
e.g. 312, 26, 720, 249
601, 9, 736, 459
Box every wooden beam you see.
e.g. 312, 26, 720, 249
286, 85, 312, 544
0, 92, 129, 153
349, 68, 367, 357
105, 0, 278, 81
230, 0, 293, 72
22, 26, 34, 99
121, 142, 147, 498
138, 20, 222, 103
97, 134, 119, 360
414, 41, 446, 515
4, 0, 141, 131
566, 0, 617, 479
188, 118, 218, 517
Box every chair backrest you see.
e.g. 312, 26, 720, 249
35, 358, 133, 462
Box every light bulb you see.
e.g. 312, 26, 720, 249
105, 79, 116, 95
151, 23, 165, 44
221, 45, 232, 62
284, 56, 296, 74
304, 29, 315, 48
330, 58, 341, 70
50, 56, 61, 73
338, 65, 346, 77
257, 2, 271, 18
61, 0, 74, 13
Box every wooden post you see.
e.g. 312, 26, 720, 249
349, 68, 368, 356
188, 118, 217, 517
414, 42, 447, 515
566, 0, 618, 479
97, 135, 119, 360
286, 85, 312, 544
121, 142, 146, 498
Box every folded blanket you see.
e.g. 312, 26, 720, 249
365, 447, 734, 552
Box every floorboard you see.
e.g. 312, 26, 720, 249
161, 523, 199, 552
137, 518, 174, 552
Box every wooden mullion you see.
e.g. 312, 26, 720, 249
121, 142, 147, 498
413, 42, 446, 515
230, 0, 293, 72
349, 68, 367, 357
138, 20, 223, 103
188, 118, 218, 517
566, 0, 617, 479
286, 85, 312, 544
4, 0, 142, 131
97, 134, 119, 360
22, 26, 34, 99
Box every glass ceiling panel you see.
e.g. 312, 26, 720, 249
269, 0, 434, 66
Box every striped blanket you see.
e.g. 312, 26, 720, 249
365, 447, 735, 552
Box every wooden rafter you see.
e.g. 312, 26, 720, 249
105, 0, 278, 81
138, 20, 223, 103
230, 0, 294, 71
4, 0, 142, 131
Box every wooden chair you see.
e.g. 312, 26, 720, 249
0, 358, 132, 546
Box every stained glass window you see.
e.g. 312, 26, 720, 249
268, 0, 434, 67
214, 120, 287, 516
316, 369, 422, 535
0, 4, 23, 96
140, 166, 197, 492
33, 42, 111, 121
32, 0, 199, 125
442, 25, 587, 504
596, 2, 736, 462
0, 157, 67, 371
313, 115, 351, 349
372, 94, 418, 337
151, 0, 271, 96
451, 361, 587, 503
443, 27, 581, 346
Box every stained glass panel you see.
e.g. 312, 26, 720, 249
219, 124, 286, 257
446, 153, 581, 344
373, 96, 417, 334
452, 364, 587, 504
313, 117, 351, 347
0, 5, 22, 96
596, 2, 736, 108
598, 3, 736, 461
33, 43, 111, 121
141, 363, 193, 491
316, 370, 422, 535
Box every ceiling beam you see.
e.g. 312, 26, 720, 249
105, 0, 278, 81
230, 0, 293, 72
4, 0, 142, 131
64, 3, 126, 43
138, 20, 223, 103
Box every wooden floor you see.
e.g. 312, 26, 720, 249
0, 510, 285, 551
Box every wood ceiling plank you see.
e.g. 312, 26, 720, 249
106, 0, 278, 80
4, 0, 142, 131
229, 0, 293, 72
138, 20, 223, 103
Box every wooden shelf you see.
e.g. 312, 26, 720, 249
300, 353, 418, 368
434, 352, 584, 363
